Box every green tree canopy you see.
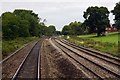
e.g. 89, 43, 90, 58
62, 25, 71, 35
62, 21, 84, 35
111, 2, 120, 30
18, 20, 30, 37
2, 9, 56, 40
83, 6, 110, 36
48, 25, 56, 35
44, 25, 56, 36
2, 12, 20, 39
14, 9, 40, 36
38, 22, 47, 36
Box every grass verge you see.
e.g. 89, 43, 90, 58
63, 34, 119, 57
78, 32, 118, 44
2, 37, 39, 58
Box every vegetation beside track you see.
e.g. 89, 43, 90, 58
78, 32, 118, 44
0, 41, 1, 59
2, 37, 39, 57
63, 32, 119, 57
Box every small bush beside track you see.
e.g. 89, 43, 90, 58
2, 37, 39, 58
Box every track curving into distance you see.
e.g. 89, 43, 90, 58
52, 38, 120, 79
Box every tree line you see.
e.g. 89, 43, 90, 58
62, 21, 88, 35
1, 2, 120, 39
1, 9, 56, 40
62, 2, 120, 36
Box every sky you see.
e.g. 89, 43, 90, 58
0, 0, 119, 31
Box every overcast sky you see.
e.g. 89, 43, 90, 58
0, 0, 119, 31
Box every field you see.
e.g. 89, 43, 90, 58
65, 32, 119, 57
78, 32, 118, 44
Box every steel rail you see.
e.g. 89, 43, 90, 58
12, 40, 40, 80
0, 43, 29, 64
62, 39, 120, 62
52, 39, 104, 80
37, 41, 43, 80
54, 39, 120, 78
59, 39, 120, 67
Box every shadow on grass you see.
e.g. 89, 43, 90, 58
87, 32, 119, 38
86, 36, 99, 38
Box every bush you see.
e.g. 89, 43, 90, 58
2, 37, 39, 58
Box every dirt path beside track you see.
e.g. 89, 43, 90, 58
40, 38, 86, 79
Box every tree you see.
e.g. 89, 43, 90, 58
69, 21, 83, 35
62, 21, 84, 35
18, 20, 30, 37
2, 9, 56, 39
111, 2, 120, 30
38, 22, 47, 36
44, 25, 56, 36
38, 23, 56, 36
0, 17, 1, 39
55, 31, 62, 35
83, 6, 110, 36
14, 9, 40, 36
48, 25, 56, 35
62, 25, 71, 35
2, 12, 19, 39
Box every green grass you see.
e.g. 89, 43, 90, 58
78, 32, 118, 44
2, 37, 39, 58
64, 32, 119, 57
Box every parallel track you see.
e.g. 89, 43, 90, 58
12, 40, 42, 80
61, 39, 120, 63
2, 41, 38, 79
60, 39, 120, 67
52, 38, 120, 79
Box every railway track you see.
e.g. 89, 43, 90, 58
2, 41, 38, 78
52, 38, 120, 79
60, 39, 120, 67
1, 39, 43, 79
12, 40, 42, 79
61, 39, 120, 62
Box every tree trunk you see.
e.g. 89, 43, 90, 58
97, 32, 101, 37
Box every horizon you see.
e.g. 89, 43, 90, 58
0, 0, 119, 31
